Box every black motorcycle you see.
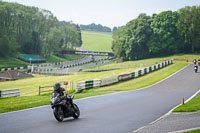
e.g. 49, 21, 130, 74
50, 94, 80, 122
194, 65, 198, 73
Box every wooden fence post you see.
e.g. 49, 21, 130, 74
39, 86, 40, 96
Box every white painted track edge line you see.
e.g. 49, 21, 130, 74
131, 64, 192, 133
168, 127, 200, 133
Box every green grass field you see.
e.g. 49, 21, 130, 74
82, 31, 113, 52
0, 58, 28, 68
1, 54, 197, 113
46, 54, 83, 63
0, 53, 83, 68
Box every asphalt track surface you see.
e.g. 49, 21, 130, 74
0, 64, 200, 133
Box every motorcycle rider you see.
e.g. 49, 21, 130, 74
193, 59, 197, 64
52, 83, 74, 108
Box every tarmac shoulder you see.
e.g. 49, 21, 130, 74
134, 111, 200, 133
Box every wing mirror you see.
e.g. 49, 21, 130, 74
70, 95, 74, 99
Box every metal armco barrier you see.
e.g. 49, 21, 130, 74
138, 70, 142, 76
0, 88, 20, 98
135, 71, 139, 78
76, 60, 173, 93
118, 74, 132, 81
85, 80, 94, 89
101, 76, 119, 86
93, 79, 101, 88
131, 72, 135, 79
149, 66, 152, 72
76, 80, 97, 92
0, 66, 27, 72
144, 68, 147, 74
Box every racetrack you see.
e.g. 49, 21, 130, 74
0, 64, 199, 133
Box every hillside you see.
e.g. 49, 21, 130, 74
82, 31, 113, 52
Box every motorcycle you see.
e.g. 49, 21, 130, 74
194, 65, 198, 73
50, 94, 80, 122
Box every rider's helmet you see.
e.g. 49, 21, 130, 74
54, 83, 61, 91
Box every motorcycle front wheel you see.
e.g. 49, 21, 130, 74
53, 107, 64, 122
73, 104, 80, 119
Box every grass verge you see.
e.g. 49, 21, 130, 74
173, 93, 200, 112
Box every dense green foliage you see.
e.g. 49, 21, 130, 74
112, 6, 200, 61
0, 1, 82, 58
80, 23, 111, 32
112, 26, 123, 32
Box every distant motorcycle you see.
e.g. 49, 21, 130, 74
194, 65, 198, 73
198, 59, 200, 66
50, 94, 80, 122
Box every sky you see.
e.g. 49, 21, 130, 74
3, 0, 200, 28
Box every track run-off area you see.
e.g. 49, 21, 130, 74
0, 64, 199, 133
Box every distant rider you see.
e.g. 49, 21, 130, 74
193, 59, 197, 64
52, 83, 74, 108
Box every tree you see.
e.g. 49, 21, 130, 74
112, 6, 200, 60
147, 11, 179, 56
43, 27, 63, 56
112, 14, 152, 60
76, 24, 82, 47
0, 30, 18, 57
0, 1, 82, 57
80, 23, 111, 32
176, 6, 200, 53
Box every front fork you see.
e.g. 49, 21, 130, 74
56, 106, 64, 116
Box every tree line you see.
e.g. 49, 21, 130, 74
0, 1, 82, 58
80, 23, 111, 32
112, 6, 200, 61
